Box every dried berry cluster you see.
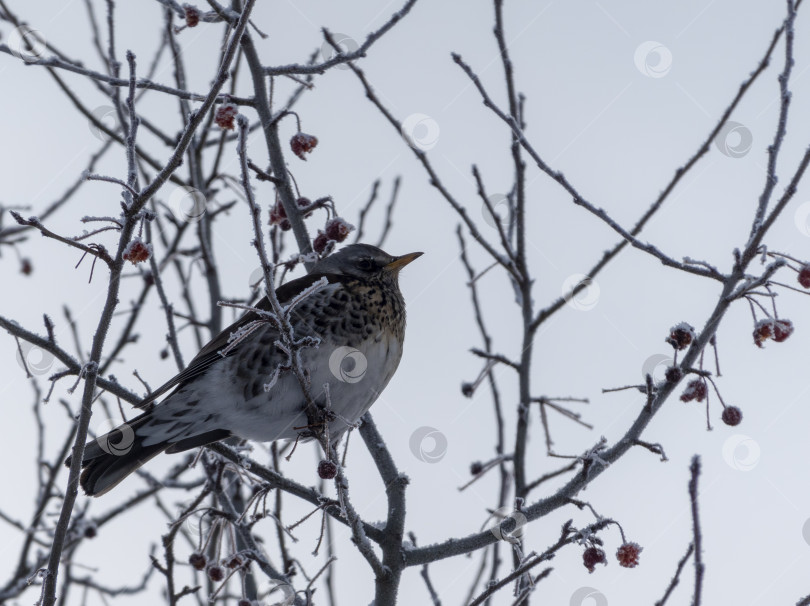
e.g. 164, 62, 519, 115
290, 131, 318, 160
122, 238, 152, 265
582, 541, 642, 573
183, 4, 200, 27
313, 217, 354, 254
753, 318, 793, 348
215, 103, 238, 130
666, 322, 695, 350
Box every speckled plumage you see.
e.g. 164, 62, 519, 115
73, 244, 421, 496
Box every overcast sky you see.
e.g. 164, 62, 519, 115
2, 1, 810, 604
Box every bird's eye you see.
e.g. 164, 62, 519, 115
357, 258, 374, 271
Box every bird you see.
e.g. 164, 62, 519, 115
72, 244, 422, 496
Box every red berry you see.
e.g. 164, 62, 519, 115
269, 202, 287, 224
616, 542, 642, 568
664, 366, 682, 383
83, 524, 97, 539
324, 217, 353, 242
680, 379, 707, 403
122, 238, 152, 265
798, 264, 810, 289
666, 322, 695, 350
753, 319, 773, 348
470, 461, 483, 475
313, 231, 329, 254
215, 103, 238, 130
207, 564, 225, 582
461, 382, 475, 397
238, 600, 252, 606
721, 406, 743, 426
583, 546, 607, 573
772, 319, 793, 343
20, 258, 32, 275
183, 4, 200, 27
290, 132, 318, 160
225, 554, 245, 569
189, 552, 206, 571
317, 459, 337, 479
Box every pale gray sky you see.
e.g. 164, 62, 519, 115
2, 1, 810, 604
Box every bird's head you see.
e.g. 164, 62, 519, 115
315, 243, 422, 282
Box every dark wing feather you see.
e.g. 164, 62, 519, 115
135, 271, 341, 409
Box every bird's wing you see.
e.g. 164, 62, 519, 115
135, 270, 343, 409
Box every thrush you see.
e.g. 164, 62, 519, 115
73, 244, 421, 496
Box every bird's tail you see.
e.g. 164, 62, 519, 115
66, 409, 230, 497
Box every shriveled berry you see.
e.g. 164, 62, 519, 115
189, 552, 206, 571
290, 132, 318, 160
269, 202, 287, 225
160, 348, 169, 360
318, 459, 337, 479
183, 4, 201, 27
470, 461, 483, 475
753, 319, 773, 347
680, 379, 707, 403
313, 231, 329, 254
616, 542, 642, 568
798, 265, 810, 289
123, 238, 152, 265
664, 366, 682, 383
461, 381, 475, 397
583, 546, 607, 573
214, 103, 238, 130
83, 523, 97, 539
20, 258, 32, 275
238, 600, 252, 606
772, 319, 793, 343
279, 219, 291, 231
666, 322, 695, 350
207, 564, 225, 582
225, 554, 245, 569
324, 217, 353, 242
721, 406, 743, 426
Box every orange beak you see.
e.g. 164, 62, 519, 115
384, 251, 423, 272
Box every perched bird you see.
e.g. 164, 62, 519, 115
73, 244, 421, 496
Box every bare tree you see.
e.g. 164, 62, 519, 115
1, 1, 808, 605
